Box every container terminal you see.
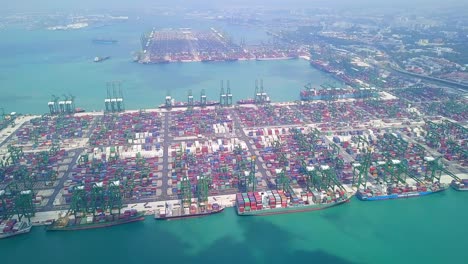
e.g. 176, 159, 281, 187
0, 81, 467, 237
138, 28, 307, 64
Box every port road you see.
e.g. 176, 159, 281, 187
232, 110, 269, 191
42, 148, 84, 211
160, 112, 170, 200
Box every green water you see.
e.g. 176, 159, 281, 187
1, 18, 467, 264
1, 192, 467, 264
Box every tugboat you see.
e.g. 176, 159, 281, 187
451, 179, 468, 191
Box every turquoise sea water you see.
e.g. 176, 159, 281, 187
0, 18, 336, 114
1, 18, 467, 264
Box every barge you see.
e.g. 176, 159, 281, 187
155, 202, 224, 220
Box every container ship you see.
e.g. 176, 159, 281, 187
236, 190, 351, 216
154, 202, 224, 220
45, 209, 144, 231
92, 39, 118, 44
356, 182, 447, 201
158, 101, 219, 109
0, 219, 32, 239
451, 179, 468, 191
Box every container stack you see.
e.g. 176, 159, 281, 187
169, 109, 232, 137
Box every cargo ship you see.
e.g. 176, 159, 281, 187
451, 180, 468, 191
237, 97, 271, 105
92, 39, 118, 44
0, 219, 32, 239
45, 209, 144, 231
94, 56, 110, 63
356, 182, 447, 201
236, 190, 351, 216
154, 202, 224, 220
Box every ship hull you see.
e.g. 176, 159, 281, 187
451, 185, 468, 191
451, 181, 468, 191
0, 225, 32, 239
237, 197, 351, 216
155, 208, 224, 220
45, 214, 145, 231
356, 188, 447, 201
92, 40, 117, 44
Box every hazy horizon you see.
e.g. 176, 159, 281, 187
3, 0, 468, 13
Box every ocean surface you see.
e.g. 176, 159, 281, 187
1, 16, 467, 264
1, 191, 468, 264
0, 16, 339, 114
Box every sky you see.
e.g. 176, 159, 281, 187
2, 0, 468, 12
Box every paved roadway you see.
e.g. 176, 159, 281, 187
231, 110, 269, 191
40, 148, 84, 211
160, 112, 170, 200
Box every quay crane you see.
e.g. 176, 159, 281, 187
238, 155, 257, 192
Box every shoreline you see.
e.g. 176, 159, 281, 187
29, 194, 238, 226
138, 56, 305, 64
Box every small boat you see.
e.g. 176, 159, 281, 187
94, 56, 110, 63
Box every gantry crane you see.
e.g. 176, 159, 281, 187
180, 171, 192, 208
90, 182, 105, 217
200, 89, 207, 107
219, 81, 227, 107
197, 175, 209, 208
352, 151, 372, 189
299, 158, 321, 191
187, 89, 194, 111
226, 80, 233, 106
13, 165, 34, 191
377, 159, 408, 185
238, 155, 257, 192
423, 156, 460, 183
7, 145, 23, 164
107, 180, 123, 215
275, 167, 291, 193
14, 190, 35, 222
0, 189, 14, 220
318, 165, 345, 191
68, 185, 88, 217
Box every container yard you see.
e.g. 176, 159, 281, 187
0, 81, 467, 234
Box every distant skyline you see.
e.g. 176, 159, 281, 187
3, 0, 468, 13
